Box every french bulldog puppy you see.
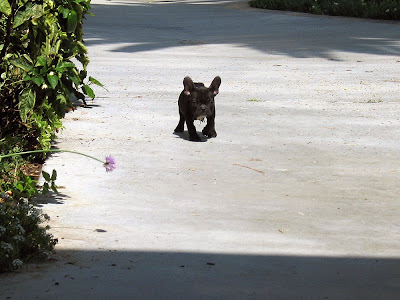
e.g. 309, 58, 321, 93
174, 76, 221, 142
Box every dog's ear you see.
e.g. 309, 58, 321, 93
183, 76, 195, 96
209, 76, 221, 96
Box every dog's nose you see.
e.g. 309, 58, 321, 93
200, 105, 207, 112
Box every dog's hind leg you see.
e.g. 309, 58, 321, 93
174, 111, 185, 133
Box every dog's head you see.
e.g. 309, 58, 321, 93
183, 76, 221, 121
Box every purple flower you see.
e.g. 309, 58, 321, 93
104, 155, 116, 172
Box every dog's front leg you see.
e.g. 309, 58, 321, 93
202, 111, 217, 138
186, 119, 201, 142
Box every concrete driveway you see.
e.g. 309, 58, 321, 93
2, 0, 400, 298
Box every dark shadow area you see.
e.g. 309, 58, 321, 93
84, 1, 400, 60
2, 249, 400, 299
69, 96, 102, 109
79, 103, 101, 109
173, 131, 211, 142
34, 191, 70, 206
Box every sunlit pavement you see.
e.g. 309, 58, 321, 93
2, 1, 400, 298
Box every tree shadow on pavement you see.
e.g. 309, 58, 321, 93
84, 0, 400, 60
1, 249, 400, 299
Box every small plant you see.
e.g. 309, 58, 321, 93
41, 169, 58, 194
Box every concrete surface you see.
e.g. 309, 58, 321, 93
2, 0, 400, 298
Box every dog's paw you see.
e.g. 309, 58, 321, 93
202, 128, 217, 138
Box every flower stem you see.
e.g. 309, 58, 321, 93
0, 149, 104, 164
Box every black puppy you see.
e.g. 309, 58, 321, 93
174, 76, 221, 142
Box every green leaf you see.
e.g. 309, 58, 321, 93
23, 75, 45, 87
15, 183, 24, 192
18, 89, 36, 122
54, 40, 62, 55
55, 61, 75, 72
67, 10, 78, 33
48, 22, 58, 43
69, 73, 81, 87
31, 4, 43, 18
0, 0, 11, 16
36, 55, 47, 67
59, 6, 70, 19
44, 37, 52, 57
89, 76, 104, 87
13, 5, 31, 28
31, 76, 45, 86
10, 58, 33, 72
79, 70, 87, 80
82, 84, 95, 99
22, 54, 33, 64
76, 41, 88, 54
47, 73, 59, 89
51, 169, 57, 181
56, 93, 67, 105
13, 4, 44, 28
42, 182, 49, 194
42, 171, 51, 181
72, 2, 83, 22
51, 182, 58, 193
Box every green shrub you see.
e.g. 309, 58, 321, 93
0, 0, 101, 150
0, 198, 58, 272
249, 0, 400, 20
0, 0, 101, 272
0, 138, 59, 272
